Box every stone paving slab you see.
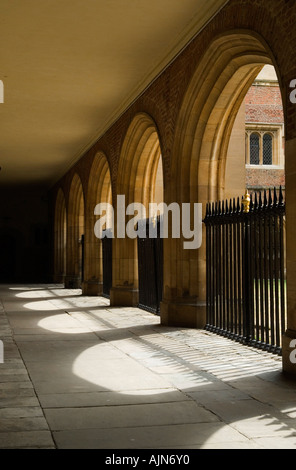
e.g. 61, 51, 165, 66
0, 430, 55, 449
1, 284, 296, 450
37, 388, 190, 408
52, 422, 251, 449
44, 401, 219, 432
0, 294, 56, 449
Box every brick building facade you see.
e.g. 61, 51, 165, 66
245, 66, 285, 192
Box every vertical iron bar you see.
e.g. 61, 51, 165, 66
215, 204, 220, 328
237, 199, 243, 339
205, 205, 211, 326
258, 192, 265, 348
279, 188, 286, 347
268, 190, 275, 351
229, 199, 234, 336
233, 198, 238, 338
243, 212, 251, 344
273, 190, 281, 351
221, 201, 226, 332
249, 194, 255, 345
253, 193, 260, 345
217, 202, 222, 331
263, 190, 270, 349
205, 205, 209, 325
212, 204, 216, 329
210, 210, 214, 327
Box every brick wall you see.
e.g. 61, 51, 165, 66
245, 81, 285, 191
246, 168, 285, 190
245, 85, 284, 124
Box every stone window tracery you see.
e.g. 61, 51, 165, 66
245, 126, 283, 168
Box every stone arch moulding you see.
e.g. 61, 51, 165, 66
161, 30, 285, 331
82, 151, 113, 296
110, 112, 165, 307
53, 187, 67, 284
65, 172, 85, 289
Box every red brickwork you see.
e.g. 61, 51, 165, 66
246, 168, 285, 189
245, 85, 284, 124
245, 80, 285, 190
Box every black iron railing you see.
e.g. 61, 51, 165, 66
79, 234, 85, 285
204, 188, 286, 355
137, 216, 163, 315
102, 229, 113, 298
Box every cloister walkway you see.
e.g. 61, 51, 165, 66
0, 284, 296, 450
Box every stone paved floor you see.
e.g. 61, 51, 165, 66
0, 284, 296, 449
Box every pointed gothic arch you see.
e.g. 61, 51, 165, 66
82, 152, 112, 295
111, 112, 164, 306
65, 173, 85, 289
162, 31, 284, 329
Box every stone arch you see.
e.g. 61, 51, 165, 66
53, 188, 67, 283
117, 113, 163, 208
174, 32, 277, 202
162, 30, 284, 328
65, 173, 85, 289
111, 112, 164, 306
82, 152, 113, 295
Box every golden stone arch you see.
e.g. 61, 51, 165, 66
162, 30, 284, 329
111, 112, 164, 307
82, 152, 112, 296
65, 173, 85, 289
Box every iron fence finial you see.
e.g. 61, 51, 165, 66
242, 189, 251, 213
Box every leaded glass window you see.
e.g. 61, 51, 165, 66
263, 133, 273, 165
250, 133, 260, 165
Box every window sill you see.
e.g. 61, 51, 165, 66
246, 165, 284, 169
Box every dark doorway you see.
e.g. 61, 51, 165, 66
137, 217, 163, 315
0, 233, 16, 282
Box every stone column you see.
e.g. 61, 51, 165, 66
160, 228, 207, 329
81, 201, 103, 296
282, 138, 296, 376
64, 215, 81, 289
110, 235, 139, 307
159, 181, 207, 328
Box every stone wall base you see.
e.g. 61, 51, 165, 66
160, 300, 206, 329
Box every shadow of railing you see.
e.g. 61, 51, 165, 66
1, 284, 296, 449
